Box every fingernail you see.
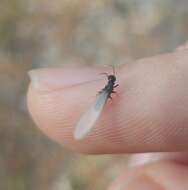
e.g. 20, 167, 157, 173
28, 67, 103, 91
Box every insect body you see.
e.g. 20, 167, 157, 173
99, 74, 118, 99
74, 71, 118, 140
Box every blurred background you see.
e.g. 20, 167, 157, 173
1, 0, 188, 189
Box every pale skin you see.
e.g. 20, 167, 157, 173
27, 43, 188, 190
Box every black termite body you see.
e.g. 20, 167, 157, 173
99, 74, 119, 99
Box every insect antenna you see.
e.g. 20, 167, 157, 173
99, 72, 109, 78
112, 65, 115, 75
108, 65, 115, 75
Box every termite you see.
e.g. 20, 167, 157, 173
74, 66, 118, 140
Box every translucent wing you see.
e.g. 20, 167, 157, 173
74, 90, 108, 140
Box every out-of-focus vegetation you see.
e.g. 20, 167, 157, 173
1, 0, 188, 189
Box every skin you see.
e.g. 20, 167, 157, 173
27, 44, 188, 190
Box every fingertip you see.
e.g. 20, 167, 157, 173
27, 67, 113, 153
27, 50, 188, 153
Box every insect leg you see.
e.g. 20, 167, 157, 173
114, 84, 119, 88
108, 95, 113, 100
98, 88, 105, 94
99, 73, 109, 79
98, 90, 103, 94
